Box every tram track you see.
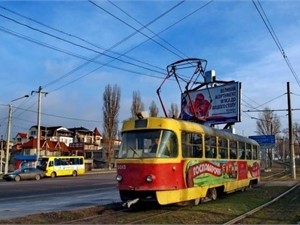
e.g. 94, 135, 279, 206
1, 163, 298, 224
57, 167, 299, 224
223, 182, 300, 224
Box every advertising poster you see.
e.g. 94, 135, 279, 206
185, 160, 260, 188
181, 82, 241, 125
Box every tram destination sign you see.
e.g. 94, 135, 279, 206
248, 135, 275, 147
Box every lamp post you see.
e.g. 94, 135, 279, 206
4, 95, 29, 174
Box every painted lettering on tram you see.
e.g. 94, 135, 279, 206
117, 164, 126, 170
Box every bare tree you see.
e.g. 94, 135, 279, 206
255, 107, 281, 135
168, 103, 179, 118
149, 100, 159, 117
255, 107, 281, 168
131, 91, 144, 119
292, 122, 300, 157
103, 84, 120, 170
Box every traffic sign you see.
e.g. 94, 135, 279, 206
248, 135, 275, 144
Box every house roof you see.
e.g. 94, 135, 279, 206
16, 132, 28, 138
68, 127, 93, 134
94, 127, 102, 136
21, 139, 69, 152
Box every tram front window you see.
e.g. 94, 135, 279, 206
118, 130, 177, 158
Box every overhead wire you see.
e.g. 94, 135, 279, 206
107, 0, 188, 59
0, 1, 214, 131
89, 0, 214, 85
48, 0, 214, 92
89, 0, 186, 59
0, 13, 165, 76
0, 2, 182, 131
252, 0, 300, 87
0, 5, 164, 74
0, 1, 213, 93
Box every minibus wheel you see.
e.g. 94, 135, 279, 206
35, 174, 41, 181
51, 172, 56, 178
72, 171, 77, 176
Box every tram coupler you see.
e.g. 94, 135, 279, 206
122, 198, 139, 208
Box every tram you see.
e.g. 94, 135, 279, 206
115, 116, 260, 207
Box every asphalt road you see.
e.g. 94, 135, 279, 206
0, 172, 119, 219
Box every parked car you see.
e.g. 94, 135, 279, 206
2, 168, 45, 182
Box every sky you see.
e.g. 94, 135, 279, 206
0, 0, 300, 140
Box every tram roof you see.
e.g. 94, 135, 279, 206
122, 117, 259, 146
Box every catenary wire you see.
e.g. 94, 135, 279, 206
89, 0, 186, 59
252, 0, 300, 87
0, 5, 164, 73
0, 1, 214, 135
0, 13, 166, 76
50, 1, 214, 92
107, 0, 188, 59
0, 2, 213, 130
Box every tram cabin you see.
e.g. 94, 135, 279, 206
116, 117, 260, 207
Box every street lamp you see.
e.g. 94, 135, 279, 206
4, 95, 29, 174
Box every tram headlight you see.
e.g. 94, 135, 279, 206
116, 174, 123, 182
146, 174, 155, 183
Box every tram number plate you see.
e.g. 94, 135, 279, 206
117, 164, 126, 170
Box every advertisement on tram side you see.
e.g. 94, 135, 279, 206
184, 160, 260, 188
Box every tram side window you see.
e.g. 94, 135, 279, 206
182, 132, 203, 158
252, 145, 258, 160
238, 142, 246, 159
246, 143, 252, 159
192, 133, 203, 158
205, 135, 216, 158
219, 138, 228, 159
161, 131, 178, 157
230, 141, 237, 159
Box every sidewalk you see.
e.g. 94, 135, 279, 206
86, 168, 116, 174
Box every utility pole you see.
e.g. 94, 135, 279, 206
4, 95, 29, 174
0, 136, 3, 174
287, 82, 296, 179
31, 86, 48, 161
4, 104, 12, 174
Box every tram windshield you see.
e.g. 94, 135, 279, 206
118, 129, 178, 158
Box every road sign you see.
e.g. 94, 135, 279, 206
248, 135, 275, 145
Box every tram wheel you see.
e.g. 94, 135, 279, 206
208, 188, 217, 201
194, 198, 202, 205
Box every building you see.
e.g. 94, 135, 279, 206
8, 125, 106, 171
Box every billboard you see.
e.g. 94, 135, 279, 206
181, 82, 241, 125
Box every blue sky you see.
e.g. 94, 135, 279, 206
0, 0, 300, 139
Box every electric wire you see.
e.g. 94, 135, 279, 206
0, 5, 164, 74
0, 13, 165, 76
0, 2, 213, 133
48, 0, 189, 90
252, 0, 300, 87
107, 0, 188, 59
89, 0, 186, 59
0, 1, 213, 93
244, 93, 286, 112
0, 0, 239, 135
46, 1, 214, 92
0, 26, 164, 78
